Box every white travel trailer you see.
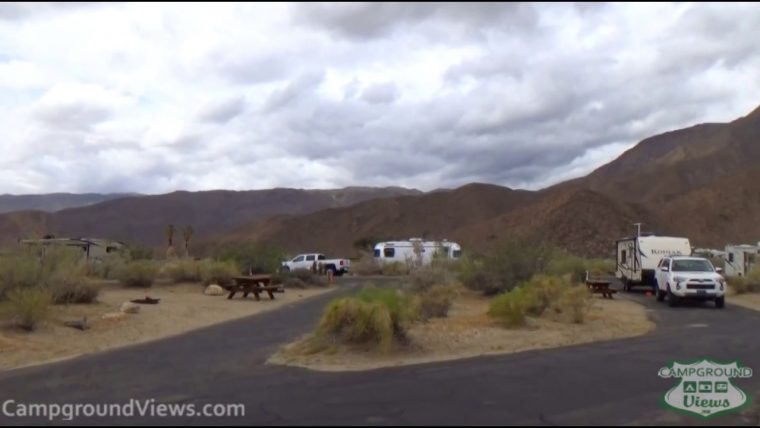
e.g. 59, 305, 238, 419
724, 244, 759, 277
616, 235, 691, 290
373, 239, 462, 266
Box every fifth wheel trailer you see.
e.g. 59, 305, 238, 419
616, 235, 691, 290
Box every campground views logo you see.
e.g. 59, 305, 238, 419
659, 359, 753, 418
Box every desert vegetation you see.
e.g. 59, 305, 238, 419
727, 269, 760, 294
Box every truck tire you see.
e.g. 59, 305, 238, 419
656, 280, 666, 302
281, 266, 290, 273
715, 297, 725, 309
668, 286, 679, 308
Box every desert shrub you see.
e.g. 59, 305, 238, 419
199, 259, 239, 286
317, 285, 417, 351
381, 262, 408, 276
273, 269, 328, 288
2, 288, 52, 331
88, 253, 128, 280
418, 285, 456, 319
461, 238, 553, 295
0, 253, 41, 299
729, 272, 760, 295
125, 244, 154, 261
544, 253, 588, 282
47, 267, 97, 304
352, 255, 383, 276
213, 242, 286, 275
488, 274, 591, 327
165, 259, 202, 283
117, 261, 158, 288
317, 298, 396, 351
409, 264, 457, 293
548, 285, 592, 324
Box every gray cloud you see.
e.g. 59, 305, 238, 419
197, 96, 246, 123
1, 3, 760, 194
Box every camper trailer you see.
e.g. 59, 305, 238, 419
724, 244, 759, 277
373, 239, 462, 266
616, 235, 691, 290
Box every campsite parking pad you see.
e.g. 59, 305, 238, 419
1, 279, 760, 425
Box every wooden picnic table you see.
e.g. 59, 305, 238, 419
224, 275, 283, 301
585, 271, 617, 299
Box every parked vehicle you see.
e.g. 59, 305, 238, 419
281, 253, 350, 276
654, 256, 727, 308
724, 244, 759, 278
373, 238, 462, 266
616, 234, 691, 291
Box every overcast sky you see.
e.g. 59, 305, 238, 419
1, 2, 759, 194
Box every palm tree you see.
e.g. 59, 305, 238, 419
165, 224, 175, 249
182, 225, 194, 257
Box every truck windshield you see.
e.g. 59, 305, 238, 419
671, 259, 714, 272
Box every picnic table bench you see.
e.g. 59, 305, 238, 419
224, 275, 283, 301
585, 271, 617, 299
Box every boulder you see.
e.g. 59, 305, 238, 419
120, 302, 141, 314
204, 284, 225, 296
102, 312, 126, 321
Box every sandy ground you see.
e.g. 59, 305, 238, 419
269, 292, 655, 372
726, 292, 760, 311
0, 282, 335, 371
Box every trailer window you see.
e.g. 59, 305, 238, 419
620, 250, 627, 264
374, 249, 381, 258
453, 250, 462, 258
728, 253, 735, 263
384, 248, 395, 258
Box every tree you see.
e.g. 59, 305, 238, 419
165, 224, 176, 258
182, 225, 194, 257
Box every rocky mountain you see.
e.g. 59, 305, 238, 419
0, 193, 136, 214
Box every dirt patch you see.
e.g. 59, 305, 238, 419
726, 293, 760, 312
269, 291, 655, 372
0, 282, 335, 371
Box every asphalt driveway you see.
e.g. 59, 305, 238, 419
1, 279, 759, 426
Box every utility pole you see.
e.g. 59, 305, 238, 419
633, 223, 642, 237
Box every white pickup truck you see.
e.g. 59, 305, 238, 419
281, 253, 351, 276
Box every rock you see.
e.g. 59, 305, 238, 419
102, 312, 126, 321
120, 302, 141, 314
204, 284, 225, 296
64, 317, 90, 331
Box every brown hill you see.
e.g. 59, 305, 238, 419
0, 187, 420, 247
211, 183, 539, 256
215, 103, 760, 256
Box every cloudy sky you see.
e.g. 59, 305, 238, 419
1, 2, 759, 194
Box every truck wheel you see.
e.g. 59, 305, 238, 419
281, 266, 290, 273
715, 297, 725, 309
656, 281, 665, 302
668, 287, 679, 308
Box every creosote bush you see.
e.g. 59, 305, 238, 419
166, 259, 202, 283
2, 288, 53, 331
459, 239, 553, 295
488, 275, 591, 328
117, 260, 159, 288
199, 260, 239, 286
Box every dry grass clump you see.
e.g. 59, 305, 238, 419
1, 288, 53, 331
117, 260, 159, 288
488, 275, 591, 328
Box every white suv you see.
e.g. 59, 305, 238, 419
655, 256, 727, 308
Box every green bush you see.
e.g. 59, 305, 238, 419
117, 261, 159, 288
199, 260, 239, 286
460, 238, 553, 295
166, 259, 202, 283
0, 253, 41, 299
316, 286, 418, 351
2, 288, 53, 331
88, 254, 127, 280
317, 298, 396, 351
125, 244, 154, 261
213, 242, 286, 275
418, 285, 456, 319
488, 275, 591, 328
729, 272, 760, 295
409, 264, 457, 292
381, 262, 408, 276
273, 269, 328, 288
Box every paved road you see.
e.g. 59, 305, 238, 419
1, 279, 760, 426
